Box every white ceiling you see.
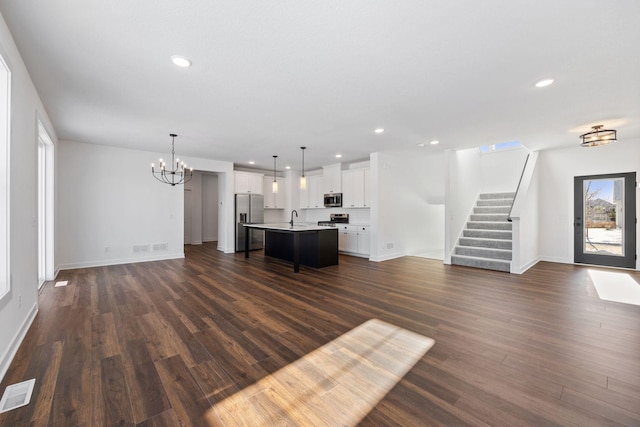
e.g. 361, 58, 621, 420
1, 1, 639, 171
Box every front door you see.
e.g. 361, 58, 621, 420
574, 172, 636, 268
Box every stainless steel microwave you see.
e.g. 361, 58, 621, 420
324, 193, 342, 207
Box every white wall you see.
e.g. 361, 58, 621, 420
185, 172, 203, 245
57, 141, 185, 268
480, 147, 529, 193
445, 148, 481, 262
0, 11, 57, 382
510, 152, 540, 273
370, 150, 445, 262
538, 140, 640, 269
57, 141, 235, 268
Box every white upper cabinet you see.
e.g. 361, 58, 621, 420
322, 164, 342, 194
263, 176, 286, 209
300, 175, 323, 208
234, 171, 263, 194
342, 168, 369, 208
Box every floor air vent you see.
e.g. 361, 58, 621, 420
0, 379, 35, 413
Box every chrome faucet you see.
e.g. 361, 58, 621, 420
290, 209, 298, 227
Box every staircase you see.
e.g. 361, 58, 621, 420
451, 192, 515, 273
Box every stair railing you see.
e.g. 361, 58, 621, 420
507, 154, 530, 222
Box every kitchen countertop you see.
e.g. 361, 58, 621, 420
244, 223, 337, 232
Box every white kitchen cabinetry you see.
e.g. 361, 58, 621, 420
322, 164, 342, 194
342, 168, 369, 208
338, 225, 357, 252
263, 177, 286, 209
234, 171, 263, 194
300, 175, 323, 209
338, 225, 369, 256
357, 226, 370, 255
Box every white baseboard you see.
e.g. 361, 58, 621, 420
340, 252, 370, 259
0, 301, 38, 384
58, 252, 185, 270
369, 251, 404, 262
511, 257, 540, 274
539, 256, 572, 264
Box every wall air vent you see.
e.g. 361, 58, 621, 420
152, 243, 168, 252
133, 245, 150, 253
0, 379, 36, 413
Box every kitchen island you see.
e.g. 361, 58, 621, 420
243, 223, 338, 272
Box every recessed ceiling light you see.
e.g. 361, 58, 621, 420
535, 79, 554, 88
171, 55, 191, 68
430, 140, 439, 145
249, 161, 255, 165
285, 165, 291, 170
335, 154, 342, 158
374, 128, 384, 134
417, 143, 425, 148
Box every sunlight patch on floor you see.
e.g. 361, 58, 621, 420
588, 269, 640, 306
206, 319, 434, 426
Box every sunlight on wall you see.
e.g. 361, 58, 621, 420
206, 319, 435, 426
588, 269, 640, 306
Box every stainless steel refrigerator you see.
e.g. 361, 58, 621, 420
235, 193, 264, 251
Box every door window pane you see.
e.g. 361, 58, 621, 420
583, 178, 624, 256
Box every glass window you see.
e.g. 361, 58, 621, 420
0, 53, 10, 300
479, 140, 523, 154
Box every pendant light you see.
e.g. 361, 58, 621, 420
300, 146, 307, 190
151, 133, 193, 186
580, 125, 617, 147
272, 155, 278, 193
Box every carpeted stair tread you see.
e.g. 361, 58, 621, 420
455, 246, 512, 260
466, 221, 512, 230
459, 237, 512, 249
452, 190, 515, 273
463, 229, 512, 239
451, 254, 511, 272
479, 192, 516, 200
470, 213, 510, 222
474, 206, 511, 214
477, 199, 515, 207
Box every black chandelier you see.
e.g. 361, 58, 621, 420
151, 133, 193, 186
580, 125, 617, 147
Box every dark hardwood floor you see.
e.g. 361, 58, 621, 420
1, 242, 639, 426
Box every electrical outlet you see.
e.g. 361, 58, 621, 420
386, 242, 394, 250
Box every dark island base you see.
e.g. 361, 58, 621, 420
265, 229, 338, 269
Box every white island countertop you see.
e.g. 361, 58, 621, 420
243, 223, 337, 232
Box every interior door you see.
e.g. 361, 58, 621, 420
574, 172, 636, 268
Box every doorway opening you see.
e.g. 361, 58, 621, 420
574, 172, 636, 268
184, 171, 220, 248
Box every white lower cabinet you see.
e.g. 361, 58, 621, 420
357, 226, 370, 255
338, 225, 369, 256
